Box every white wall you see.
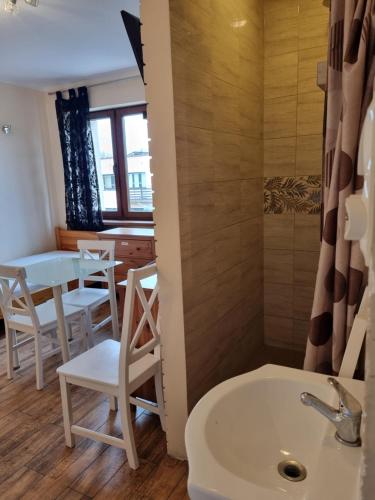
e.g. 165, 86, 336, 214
142, 0, 188, 459
0, 83, 55, 262
43, 76, 146, 228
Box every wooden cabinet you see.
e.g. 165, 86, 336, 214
97, 228, 155, 282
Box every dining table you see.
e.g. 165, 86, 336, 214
3, 252, 121, 363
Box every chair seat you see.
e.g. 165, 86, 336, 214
5, 280, 45, 298
57, 339, 159, 393
62, 287, 109, 309
9, 301, 83, 330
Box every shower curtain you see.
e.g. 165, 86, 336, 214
304, 0, 375, 374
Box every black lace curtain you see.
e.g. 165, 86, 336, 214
55, 87, 104, 231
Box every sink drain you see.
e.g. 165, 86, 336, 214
278, 460, 307, 482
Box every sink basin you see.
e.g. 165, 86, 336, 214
185, 364, 364, 500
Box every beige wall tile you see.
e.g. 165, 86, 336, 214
213, 132, 241, 182
173, 68, 213, 130
241, 255, 264, 320
298, 0, 329, 51
296, 134, 323, 175
297, 91, 325, 136
240, 136, 263, 179
239, 36, 263, 94
176, 127, 214, 185
215, 263, 243, 318
264, 137, 296, 177
241, 178, 263, 221
211, 27, 239, 88
239, 88, 263, 139
294, 251, 319, 287
181, 231, 216, 290
179, 182, 216, 239
264, 283, 293, 318
264, 214, 294, 250
294, 214, 321, 251
265, 52, 298, 99
213, 77, 240, 135
184, 277, 218, 338
293, 285, 314, 321
264, 315, 294, 346
214, 180, 242, 228
264, 0, 298, 17
264, 95, 297, 140
264, 0, 298, 57
298, 45, 328, 95
215, 223, 242, 274
293, 319, 309, 350
170, 8, 212, 77
241, 217, 263, 260
264, 249, 293, 285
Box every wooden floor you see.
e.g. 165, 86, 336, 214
0, 319, 189, 500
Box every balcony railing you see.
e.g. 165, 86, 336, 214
129, 187, 153, 210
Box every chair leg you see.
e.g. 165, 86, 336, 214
119, 396, 139, 469
59, 375, 75, 448
155, 369, 166, 432
109, 395, 118, 411
77, 314, 88, 352
86, 310, 95, 348
67, 323, 73, 342
5, 327, 14, 380
34, 333, 44, 390
12, 330, 20, 369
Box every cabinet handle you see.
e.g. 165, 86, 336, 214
121, 242, 129, 246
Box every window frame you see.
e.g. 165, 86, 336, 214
89, 104, 152, 221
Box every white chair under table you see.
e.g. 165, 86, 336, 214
60, 240, 119, 344
57, 262, 165, 469
0, 265, 86, 390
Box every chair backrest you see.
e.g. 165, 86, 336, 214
119, 263, 159, 392
0, 265, 40, 331
77, 239, 115, 287
339, 286, 368, 379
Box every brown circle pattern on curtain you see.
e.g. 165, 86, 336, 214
303, 0, 373, 375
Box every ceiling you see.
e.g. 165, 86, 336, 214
0, 0, 140, 91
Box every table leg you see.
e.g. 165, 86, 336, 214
108, 269, 119, 340
53, 285, 70, 363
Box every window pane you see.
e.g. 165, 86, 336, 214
90, 117, 117, 212
122, 113, 153, 213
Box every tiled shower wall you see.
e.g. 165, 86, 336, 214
169, 0, 264, 410
263, 0, 329, 351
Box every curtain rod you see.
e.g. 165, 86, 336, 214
47, 75, 140, 96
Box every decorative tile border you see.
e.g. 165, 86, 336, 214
264, 175, 321, 215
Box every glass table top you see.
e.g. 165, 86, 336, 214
20, 257, 121, 287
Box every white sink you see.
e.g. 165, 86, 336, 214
185, 364, 364, 500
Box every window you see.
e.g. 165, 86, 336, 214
103, 174, 115, 191
90, 105, 152, 220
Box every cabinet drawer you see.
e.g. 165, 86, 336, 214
115, 239, 153, 259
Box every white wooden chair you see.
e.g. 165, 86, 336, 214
61, 240, 119, 343
57, 262, 165, 469
0, 265, 86, 390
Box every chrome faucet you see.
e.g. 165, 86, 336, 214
300, 377, 362, 447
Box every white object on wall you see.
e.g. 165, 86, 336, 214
1, 124, 11, 135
